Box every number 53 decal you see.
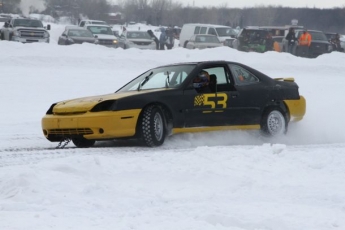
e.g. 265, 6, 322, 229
194, 93, 228, 111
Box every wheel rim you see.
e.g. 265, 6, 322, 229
153, 112, 164, 141
267, 110, 285, 135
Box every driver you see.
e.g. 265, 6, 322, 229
193, 71, 211, 93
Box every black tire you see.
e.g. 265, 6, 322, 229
140, 105, 166, 147
72, 137, 95, 148
183, 41, 188, 48
261, 107, 287, 137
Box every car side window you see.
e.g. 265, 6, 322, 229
80, 21, 85, 27
208, 28, 217, 36
201, 66, 230, 92
194, 26, 200, 34
200, 27, 207, 34
228, 64, 259, 85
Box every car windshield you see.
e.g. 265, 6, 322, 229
195, 35, 220, 43
13, 19, 43, 28
127, 31, 151, 39
87, 26, 113, 35
216, 27, 237, 37
68, 29, 94, 37
117, 64, 196, 92
91, 21, 106, 25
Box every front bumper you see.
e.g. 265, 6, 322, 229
42, 109, 141, 141
12, 36, 49, 43
127, 43, 156, 50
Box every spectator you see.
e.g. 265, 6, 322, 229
147, 30, 159, 50
265, 33, 274, 51
159, 27, 167, 50
331, 33, 344, 52
298, 29, 312, 57
285, 27, 297, 54
165, 28, 175, 49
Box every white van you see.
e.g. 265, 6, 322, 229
179, 23, 237, 48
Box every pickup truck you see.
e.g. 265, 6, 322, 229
1, 18, 50, 43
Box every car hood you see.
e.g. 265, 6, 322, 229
127, 38, 152, 42
195, 43, 223, 49
95, 34, 116, 39
53, 89, 171, 114
15, 26, 47, 31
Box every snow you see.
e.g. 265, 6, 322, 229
1, 23, 345, 230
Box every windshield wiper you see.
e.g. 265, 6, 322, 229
165, 71, 170, 88
137, 71, 153, 91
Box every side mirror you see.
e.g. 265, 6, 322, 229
94, 35, 98, 39
47, 24, 51, 30
62, 34, 67, 37
4, 22, 9, 28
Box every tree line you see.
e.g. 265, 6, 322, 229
1, 0, 345, 33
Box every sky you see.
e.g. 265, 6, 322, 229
185, 0, 345, 8
1, 21, 345, 230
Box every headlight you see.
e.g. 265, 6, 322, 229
43, 32, 50, 38
13, 31, 20, 37
113, 40, 118, 44
91, 100, 117, 112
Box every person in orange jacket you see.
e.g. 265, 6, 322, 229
297, 29, 312, 57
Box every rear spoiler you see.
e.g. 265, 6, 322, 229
273, 77, 295, 82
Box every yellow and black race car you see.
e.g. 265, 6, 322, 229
42, 61, 306, 148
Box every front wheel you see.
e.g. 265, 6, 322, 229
261, 108, 287, 136
140, 105, 166, 147
72, 137, 95, 148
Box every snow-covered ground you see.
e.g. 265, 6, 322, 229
1, 22, 345, 230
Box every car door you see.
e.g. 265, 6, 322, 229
183, 64, 238, 127
226, 64, 271, 125
186, 36, 196, 49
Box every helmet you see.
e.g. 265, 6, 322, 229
193, 71, 210, 88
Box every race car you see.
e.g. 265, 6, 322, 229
41, 61, 306, 147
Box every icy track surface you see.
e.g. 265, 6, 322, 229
1, 23, 345, 230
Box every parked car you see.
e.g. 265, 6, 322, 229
185, 34, 223, 49
58, 26, 97, 45
117, 31, 156, 49
1, 18, 50, 43
179, 23, 237, 48
79, 19, 107, 27
232, 28, 269, 53
85, 24, 118, 48
324, 32, 345, 52
294, 30, 332, 57
41, 61, 306, 148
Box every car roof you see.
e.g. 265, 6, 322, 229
65, 26, 88, 30
295, 29, 323, 33
82, 20, 105, 22
85, 24, 111, 28
194, 34, 217, 37
184, 23, 232, 28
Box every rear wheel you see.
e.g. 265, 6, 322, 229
140, 105, 166, 147
261, 108, 287, 136
72, 137, 95, 148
